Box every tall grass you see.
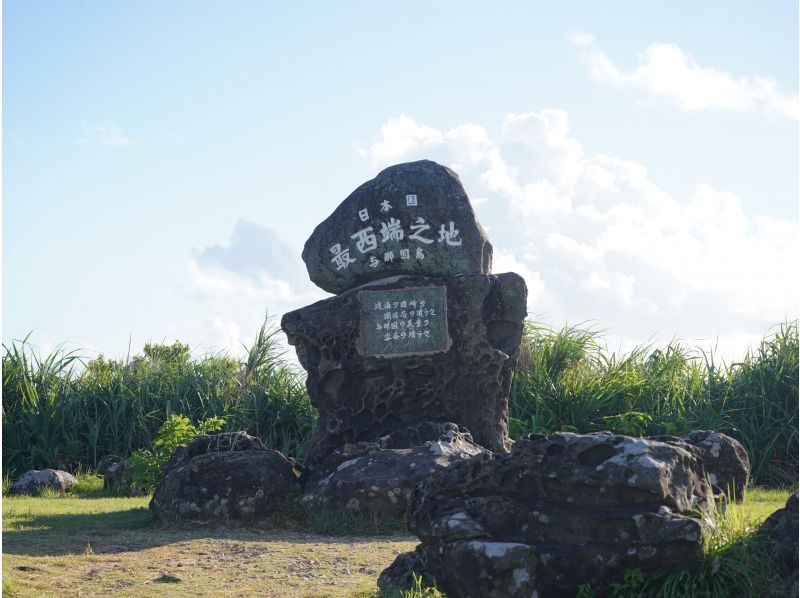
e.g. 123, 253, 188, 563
3, 319, 796, 488
509, 320, 798, 487
2, 319, 315, 477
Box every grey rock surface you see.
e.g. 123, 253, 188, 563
282, 272, 527, 472
756, 492, 798, 578
10, 469, 77, 496
97, 456, 144, 496
150, 432, 300, 519
654, 430, 751, 501
298, 422, 486, 518
302, 160, 493, 294
382, 433, 716, 597
378, 549, 428, 591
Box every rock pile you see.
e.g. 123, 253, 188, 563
282, 160, 527, 516
381, 432, 718, 597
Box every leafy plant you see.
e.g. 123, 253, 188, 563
129, 413, 224, 492
2, 317, 315, 478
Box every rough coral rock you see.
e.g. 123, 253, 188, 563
97, 456, 143, 496
382, 433, 717, 597
282, 272, 526, 473
10, 469, 77, 496
302, 160, 493, 294
298, 422, 486, 518
756, 492, 798, 578
653, 430, 750, 501
150, 432, 300, 519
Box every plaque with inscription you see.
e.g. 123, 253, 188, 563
358, 286, 449, 357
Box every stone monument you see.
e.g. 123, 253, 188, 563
282, 160, 527, 486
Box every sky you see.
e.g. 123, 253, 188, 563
3, 1, 798, 363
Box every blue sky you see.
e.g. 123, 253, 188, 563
4, 1, 798, 361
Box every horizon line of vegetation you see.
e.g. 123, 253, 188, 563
2, 318, 797, 488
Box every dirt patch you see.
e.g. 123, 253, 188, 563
3, 528, 416, 597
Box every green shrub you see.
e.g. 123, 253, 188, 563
509, 320, 798, 487
2, 317, 315, 477
129, 414, 224, 492
3, 317, 796, 489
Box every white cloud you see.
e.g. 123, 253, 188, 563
186, 260, 323, 308
184, 222, 329, 358
76, 123, 134, 147
571, 33, 799, 120
361, 111, 798, 358
362, 114, 444, 168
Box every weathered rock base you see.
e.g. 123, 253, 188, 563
382, 432, 717, 597
282, 272, 527, 472
150, 432, 300, 519
298, 422, 486, 518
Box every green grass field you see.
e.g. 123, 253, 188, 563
1, 478, 793, 597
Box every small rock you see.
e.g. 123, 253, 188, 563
97, 456, 144, 496
10, 469, 77, 496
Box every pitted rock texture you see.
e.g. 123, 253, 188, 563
302, 160, 493, 294
150, 432, 300, 519
756, 493, 798, 578
298, 422, 486, 518
653, 430, 750, 501
10, 469, 77, 496
382, 433, 716, 597
378, 550, 427, 591
281, 272, 526, 472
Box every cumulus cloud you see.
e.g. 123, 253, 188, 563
570, 32, 799, 120
196, 219, 308, 287
75, 123, 134, 147
186, 220, 327, 356
361, 112, 798, 357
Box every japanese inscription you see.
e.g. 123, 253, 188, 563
359, 286, 449, 357
327, 192, 463, 273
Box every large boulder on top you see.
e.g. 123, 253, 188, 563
382, 432, 717, 597
9, 469, 77, 496
150, 432, 300, 519
298, 422, 487, 518
302, 160, 493, 294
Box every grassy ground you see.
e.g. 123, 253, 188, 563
2, 477, 415, 597
2, 479, 791, 597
